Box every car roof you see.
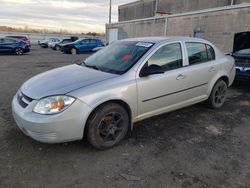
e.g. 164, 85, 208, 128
5, 36, 27, 38
2, 37, 18, 40
122, 36, 210, 44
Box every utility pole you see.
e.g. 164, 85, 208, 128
109, 0, 112, 24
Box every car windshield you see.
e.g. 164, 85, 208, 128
83, 41, 154, 74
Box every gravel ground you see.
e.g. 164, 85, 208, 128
0, 45, 250, 188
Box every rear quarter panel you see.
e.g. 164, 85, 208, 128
207, 54, 235, 95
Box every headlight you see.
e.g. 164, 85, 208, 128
33, 96, 75, 115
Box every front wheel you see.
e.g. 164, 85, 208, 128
55, 45, 60, 51
14, 47, 24, 55
207, 80, 228, 109
86, 103, 129, 149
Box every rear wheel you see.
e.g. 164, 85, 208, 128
71, 48, 77, 55
14, 47, 24, 55
86, 103, 129, 149
207, 80, 228, 109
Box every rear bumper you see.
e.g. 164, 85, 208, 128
24, 47, 30, 53
12, 93, 93, 143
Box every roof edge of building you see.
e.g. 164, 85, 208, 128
108, 3, 250, 26
119, 0, 155, 9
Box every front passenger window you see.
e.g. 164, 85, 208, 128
147, 43, 183, 71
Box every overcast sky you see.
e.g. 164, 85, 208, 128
0, 0, 136, 33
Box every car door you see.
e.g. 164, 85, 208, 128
89, 39, 98, 51
0, 38, 16, 52
136, 42, 191, 120
183, 42, 218, 99
76, 39, 89, 52
0, 38, 4, 52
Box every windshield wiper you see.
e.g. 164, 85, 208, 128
83, 61, 100, 71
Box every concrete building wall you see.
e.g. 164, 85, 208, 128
119, 0, 156, 21
108, 18, 166, 40
157, 0, 231, 14
108, 5, 250, 52
166, 6, 250, 52
118, 0, 250, 21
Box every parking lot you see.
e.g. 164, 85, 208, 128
0, 45, 250, 188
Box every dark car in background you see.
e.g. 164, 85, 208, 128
61, 38, 104, 54
0, 38, 30, 55
5, 35, 31, 46
53, 38, 76, 51
233, 31, 250, 80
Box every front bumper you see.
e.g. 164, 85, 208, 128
62, 47, 71, 53
235, 66, 250, 79
12, 93, 93, 143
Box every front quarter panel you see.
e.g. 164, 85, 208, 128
68, 72, 138, 122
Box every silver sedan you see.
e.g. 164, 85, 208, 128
12, 37, 235, 149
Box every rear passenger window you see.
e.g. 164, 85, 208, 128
90, 39, 97, 43
206, 44, 215, 61
148, 43, 183, 72
186, 42, 215, 65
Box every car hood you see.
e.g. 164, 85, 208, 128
233, 31, 250, 53
21, 64, 118, 99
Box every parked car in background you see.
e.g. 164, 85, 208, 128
12, 37, 235, 149
38, 38, 45, 45
52, 38, 75, 51
232, 31, 250, 80
0, 37, 30, 55
39, 37, 61, 48
48, 38, 64, 49
5, 35, 31, 46
61, 38, 104, 54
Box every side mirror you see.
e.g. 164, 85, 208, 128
140, 64, 164, 77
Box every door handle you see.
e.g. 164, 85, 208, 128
176, 74, 185, 80
209, 66, 216, 72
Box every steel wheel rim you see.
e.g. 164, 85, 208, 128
16, 48, 23, 55
98, 112, 124, 143
214, 84, 226, 105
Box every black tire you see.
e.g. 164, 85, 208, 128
14, 47, 24, 55
207, 79, 228, 109
86, 103, 129, 149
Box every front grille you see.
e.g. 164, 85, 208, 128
17, 92, 33, 108
235, 59, 250, 67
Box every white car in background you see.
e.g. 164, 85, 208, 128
12, 37, 235, 149
39, 37, 61, 48
48, 38, 64, 49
